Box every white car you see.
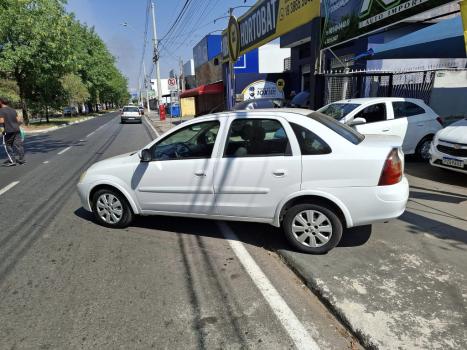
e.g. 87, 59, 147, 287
429, 118, 467, 173
121, 106, 142, 124
77, 109, 409, 254
318, 98, 443, 160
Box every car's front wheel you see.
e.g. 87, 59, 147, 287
416, 136, 433, 161
283, 204, 343, 254
91, 188, 133, 228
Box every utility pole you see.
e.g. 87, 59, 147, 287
143, 61, 151, 113
151, 1, 162, 108
179, 57, 184, 92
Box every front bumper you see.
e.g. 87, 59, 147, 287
77, 182, 92, 212
429, 142, 467, 174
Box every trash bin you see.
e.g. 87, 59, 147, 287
170, 103, 180, 118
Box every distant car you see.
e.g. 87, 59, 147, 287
318, 98, 443, 160
63, 106, 78, 117
138, 107, 145, 115
121, 106, 142, 124
234, 98, 284, 110
429, 117, 467, 173
77, 109, 408, 254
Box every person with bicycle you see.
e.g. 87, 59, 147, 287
0, 97, 25, 166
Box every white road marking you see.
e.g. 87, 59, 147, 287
43, 161, 50, 164
144, 116, 160, 137
0, 181, 20, 196
57, 146, 71, 155
79, 139, 85, 142
218, 222, 321, 350
86, 131, 95, 138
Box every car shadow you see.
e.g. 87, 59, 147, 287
74, 208, 373, 253
405, 161, 467, 188
400, 211, 467, 249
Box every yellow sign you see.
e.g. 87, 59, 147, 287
462, 0, 467, 57
228, 16, 240, 62
276, 79, 285, 91
225, 0, 320, 61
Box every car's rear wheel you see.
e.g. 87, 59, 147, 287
416, 136, 432, 161
283, 204, 343, 254
91, 188, 133, 228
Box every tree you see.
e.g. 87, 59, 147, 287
60, 73, 90, 107
0, 79, 20, 105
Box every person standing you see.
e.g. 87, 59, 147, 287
0, 97, 25, 166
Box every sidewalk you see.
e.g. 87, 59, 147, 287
145, 110, 193, 135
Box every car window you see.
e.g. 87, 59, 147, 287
393, 102, 425, 118
355, 103, 387, 123
123, 107, 139, 113
308, 112, 365, 145
290, 123, 332, 155
224, 119, 291, 157
318, 103, 360, 120
152, 121, 220, 161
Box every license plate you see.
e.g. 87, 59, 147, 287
128, 117, 135, 120
442, 157, 464, 168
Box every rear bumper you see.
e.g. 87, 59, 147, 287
326, 177, 409, 227
121, 117, 142, 123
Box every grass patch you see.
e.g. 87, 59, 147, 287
23, 115, 96, 131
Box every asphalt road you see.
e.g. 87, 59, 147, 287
0, 113, 359, 350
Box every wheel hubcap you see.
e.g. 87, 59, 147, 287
96, 193, 123, 224
420, 140, 431, 160
291, 210, 333, 248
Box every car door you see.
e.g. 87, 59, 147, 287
135, 119, 222, 214
392, 101, 429, 154
213, 116, 301, 219
353, 102, 392, 135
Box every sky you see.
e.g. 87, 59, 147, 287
66, 0, 256, 93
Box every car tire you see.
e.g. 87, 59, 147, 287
91, 188, 134, 228
121, 119, 125, 124
282, 204, 343, 254
415, 136, 433, 161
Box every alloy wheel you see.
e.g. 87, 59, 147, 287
96, 193, 123, 224
291, 210, 333, 248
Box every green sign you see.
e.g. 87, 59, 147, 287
323, 0, 455, 48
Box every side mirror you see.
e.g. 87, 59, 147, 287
349, 117, 367, 126
139, 149, 152, 162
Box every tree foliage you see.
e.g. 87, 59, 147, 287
0, 0, 129, 123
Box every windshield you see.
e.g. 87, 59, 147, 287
308, 112, 365, 145
123, 107, 139, 113
318, 103, 360, 120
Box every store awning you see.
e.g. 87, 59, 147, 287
369, 16, 466, 60
180, 81, 224, 98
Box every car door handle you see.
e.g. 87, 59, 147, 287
273, 169, 287, 177
194, 171, 206, 177
382, 129, 390, 132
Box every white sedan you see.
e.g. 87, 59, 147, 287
77, 109, 409, 254
430, 118, 467, 174
318, 98, 443, 160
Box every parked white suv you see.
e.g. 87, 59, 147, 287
318, 98, 443, 160
429, 117, 467, 173
121, 106, 142, 124
78, 109, 409, 254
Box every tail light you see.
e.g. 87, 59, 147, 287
436, 117, 444, 126
378, 148, 403, 186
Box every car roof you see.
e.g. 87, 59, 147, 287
192, 108, 314, 122
328, 97, 424, 105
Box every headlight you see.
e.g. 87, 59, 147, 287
79, 171, 87, 183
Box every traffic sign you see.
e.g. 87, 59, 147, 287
168, 78, 177, 91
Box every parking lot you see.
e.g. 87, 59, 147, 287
270, 160, 467, 349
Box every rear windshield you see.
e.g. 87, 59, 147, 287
318, 103, 360, 120
123, 107, 139, 112
308, 112, 365, 145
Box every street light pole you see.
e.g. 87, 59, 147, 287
151, 1, 162, 108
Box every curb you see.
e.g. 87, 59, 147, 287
24, 116, 96, 135
277, 250, 378, 350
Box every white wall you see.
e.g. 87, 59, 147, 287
183, 59, 195, 76
258, 40, 291, 74
150, 78, 170, 97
